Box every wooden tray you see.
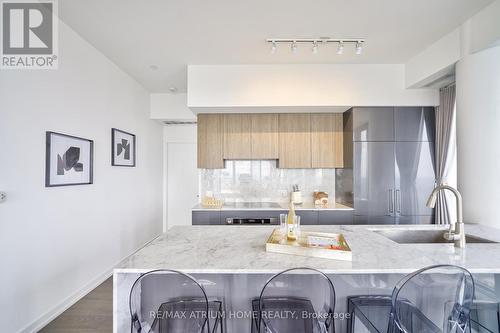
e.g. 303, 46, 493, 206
265, 228, 352, 261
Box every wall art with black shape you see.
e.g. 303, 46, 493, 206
111, 128, 136, 167
45, 132, 94, 187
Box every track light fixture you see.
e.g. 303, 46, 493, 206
337, 41, 344, 55
267, 38, 365, 55
355, 41, 363, 55
270, 41, 277, 54
312, 41, 318, 54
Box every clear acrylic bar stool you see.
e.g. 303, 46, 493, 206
251, 267, 336, 333
129, 269, 224, 333
347, 265, 475, 333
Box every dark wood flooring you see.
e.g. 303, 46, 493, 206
40, 277, 113, 333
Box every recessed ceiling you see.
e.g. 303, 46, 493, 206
58, 0, 493, 93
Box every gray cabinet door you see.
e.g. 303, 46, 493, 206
352, 107, 394, 142
192, 211, 221, 225
354, 142, 395, 217
318, 211, 354, 225
395, 142, 436, 217
395, 107, 435, 142
295, 210, 318, 225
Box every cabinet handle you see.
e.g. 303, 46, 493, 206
395, 189, 401, 214
388, 189, 394, 215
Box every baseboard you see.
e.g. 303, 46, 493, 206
19, 234, 162, 333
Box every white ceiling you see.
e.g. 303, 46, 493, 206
58, 0, 493, 93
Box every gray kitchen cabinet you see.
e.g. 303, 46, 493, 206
318, 210, 354, 225
295, 210, 318, 225
353, 142, 396, 218
351, 107, 395, 142
344, 106, 436, 225
395, 107, 435, 142
192, 211, 222, 225
395, 141, 436, 218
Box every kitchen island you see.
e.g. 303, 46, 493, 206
114, 224, 500, 332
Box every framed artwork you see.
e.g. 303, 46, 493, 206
45, 131, 94, 187
111, 128, 136, 167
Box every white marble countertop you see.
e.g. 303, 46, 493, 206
192, 202, 354, 211
116, 224, 500, 274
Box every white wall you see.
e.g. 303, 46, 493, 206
151, 93, 196, 120
0, 21, 163, 333
405, 28, 460, 88
187, 64, 439, 108
456, 46, 500, 227
405, 0, 500, 88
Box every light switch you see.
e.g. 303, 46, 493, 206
0, 192, 6, 203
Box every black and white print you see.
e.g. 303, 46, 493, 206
112, 128, 136, 167
45, 132, 93, 187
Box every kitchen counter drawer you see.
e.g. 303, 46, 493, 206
192, 211, 222, 225
295, 210, 319, 225
318, 210, 354, 225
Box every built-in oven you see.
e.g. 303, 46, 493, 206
225, 217, 279, 225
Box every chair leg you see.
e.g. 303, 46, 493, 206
347, 298, 354, 333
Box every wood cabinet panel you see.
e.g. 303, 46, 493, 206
311, 113, 344, 168
223, 114, 252, 159
197, 114, 224, 168
251, 114, 279, 159
278, 114, 312, 168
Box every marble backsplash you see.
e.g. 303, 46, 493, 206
200, 160, 335, 203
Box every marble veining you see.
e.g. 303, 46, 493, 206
200, 160, 336, 203
116, 224, 500, 274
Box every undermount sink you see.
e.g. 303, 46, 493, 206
372, 229, 497, 244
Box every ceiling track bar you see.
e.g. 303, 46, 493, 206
266, 38, 365, 43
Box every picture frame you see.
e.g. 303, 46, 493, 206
45, 131, 94, 187
111, 128, 136, 167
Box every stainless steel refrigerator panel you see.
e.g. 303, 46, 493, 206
352, 107, 395, 142
394, 107, 436, 142
395, 141, 436, 216
353, 142, 395, 216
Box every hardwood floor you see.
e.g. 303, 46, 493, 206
40, 277, 113, 333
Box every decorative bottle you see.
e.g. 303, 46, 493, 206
287, 202, 297, 241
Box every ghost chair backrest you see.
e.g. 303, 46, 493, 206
258, 267, 336, 333
390, 265, 474, 333
129, 269, 210, 333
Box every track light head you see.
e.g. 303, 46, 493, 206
312, 41, 318, 54
337, 41, 344, 55
355, 41, 363, 55
270, 41, 277, 54
291, 41, 298, 53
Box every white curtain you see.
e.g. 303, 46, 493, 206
435, 84, 457, 224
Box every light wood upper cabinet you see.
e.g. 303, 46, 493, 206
251, 114, 279, 159
197, 114, 224, 168
311, 113, 344, 168
198, 112, 344, 169
223, 114, 252, 159
278, 114, 312, 168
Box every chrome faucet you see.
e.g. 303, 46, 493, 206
426, 184, 465, 248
